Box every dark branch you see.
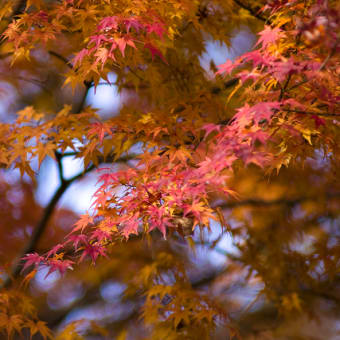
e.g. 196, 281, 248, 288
283, 109, 339, 117
232, 0, 269, 23
3, 179, 71, 288
74, 80, 93, 114
55, 151, 65, 184
1, 151, 137, 290
215, 192, 340, 210
48, 50, 73, 70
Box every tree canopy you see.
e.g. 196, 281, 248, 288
0, 0, 339, 339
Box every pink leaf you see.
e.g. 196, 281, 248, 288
144, 43, 167, 63
73, 48, 88, 67
256, 26, 284, 48
67, 234, 88, 250
216, 59, 235, 76
80, 244, 107, 263
45, 259, 74, 278
21, 253, 44, 272
116, 37, 127, 56
146, 21, 166, 39
46, 244, 64, 258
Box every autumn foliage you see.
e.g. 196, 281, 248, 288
0, 0, 339, 339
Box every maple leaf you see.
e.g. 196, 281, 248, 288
202, 123, 221, 138
146, 21, 166, 39
45, 259, 74, 278
123, 17, 143, 33
144, 42, 167, 63
72, 48, 89, 67
2, 1, 340, 338
90, 228, 112, 242
311, 115, 326, 128
88, 122, 112, 143
121, 216, 139, 238
67, 234, 88, 250
79, 243, 107, 263
241, 50, 265, 67
0, 314, 23, 338
36, 142, 56, 168
21, 253, 44, 272
89, 34, 109, 49
72, 214, 94, 233
27, 320, 53, 340
216, 59, 235, 76
252, 101, 281, 123
256, 25, 284, 48
125, 36, 136, 49
116, 37, 127, 56
94, 47, 109, 67
46, 244, 64, 258
98, 16, 119, 31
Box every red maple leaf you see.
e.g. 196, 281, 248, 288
67, 234, 88, 250
123, 17, 143, 33
216, 59, 235, 76
256, 26, 284, 48
45, 259, 74, 278
72, 214, 94, 233
97, 16, 119, 31
21, 253, 44, 272
80, 244, 107, 263
46, 244, 64, 258
146, 21, 166, 39
72, 48, 88, 67
144, 42, 167, 63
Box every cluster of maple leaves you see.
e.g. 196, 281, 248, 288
73, 14, 167, 69
1, 0, 331, 281
0, 0, 339, 338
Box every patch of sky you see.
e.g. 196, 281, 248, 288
100, 280, 126, 302
47, 281, 84, 310
59, 173, 100, 214
0, 82, 17, 123
60, 301, 135, 332
190, 219, 239, 268
35, 157, 60, 206
35, 156, 100, 214
85, 72, 120, 118
33, 265, 61, 292
199, 28, 256, 76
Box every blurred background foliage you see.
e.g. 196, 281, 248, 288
0, 0, 339, 339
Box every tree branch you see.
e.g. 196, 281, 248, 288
48, 50, 73, 70
74, 79, 93, 114
283, 109, 339, 117
2, 169, 89, 289
1, 153, 137, 289
55, 151, 65, 184
215, 192, 340, 210
232, 0, 269, 23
